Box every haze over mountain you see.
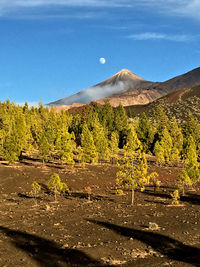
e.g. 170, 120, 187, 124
48, 69, 154, 106
48, 67, 200, 108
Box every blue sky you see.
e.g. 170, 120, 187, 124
0, 0, 200, 105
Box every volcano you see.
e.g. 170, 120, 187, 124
48, 67, 200, 107
48, 69, 154, 106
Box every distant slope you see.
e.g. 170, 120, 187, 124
154, 66, 200, 94
125, 85, 200, 121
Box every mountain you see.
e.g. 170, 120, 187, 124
48, 67, 200, 108
125, 84, 200, 121
94, 67, 200, 107
48, 69, 156, 106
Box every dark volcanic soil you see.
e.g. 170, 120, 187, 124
0, 159, 199, 267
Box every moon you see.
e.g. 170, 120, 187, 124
99, 57, 106, 64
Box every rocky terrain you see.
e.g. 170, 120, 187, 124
0, 159, 199, 267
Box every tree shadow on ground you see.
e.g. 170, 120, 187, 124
71, 192, 115, 202
88, 220, 200, 266
18, 193, 40, 200
0, 226, 106, 267
143, 189, 200, 205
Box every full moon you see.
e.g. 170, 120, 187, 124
99, 57, 106, 64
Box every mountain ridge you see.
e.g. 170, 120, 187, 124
48, 66, 200, 108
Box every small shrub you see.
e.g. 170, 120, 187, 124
170, 189, 180, 205
30, 181, 41, 205
86, 186, 92, 201
115, 189, 124, 195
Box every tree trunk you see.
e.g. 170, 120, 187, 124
182, 185, 185, 196
131, 189, 134, 205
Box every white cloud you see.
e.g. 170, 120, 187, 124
0, 0, 199, 21
0, 0, 130, 14
133, 0, 200, 20
128, 32, 194, 42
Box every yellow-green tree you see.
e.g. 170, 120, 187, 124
169, 117, 183, 163
55, 115, 75, 165
48, 173, 69, 201
2, 106, 26, 163
178, 135, 200, 195
92, 118, 110, 161
153, 127, 173, 164
81, 124, 98, 163
109, 132, 119, 164
116, 149, 158, 205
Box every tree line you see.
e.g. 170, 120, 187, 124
0, 100, 200, 165
1, 99, 200, 202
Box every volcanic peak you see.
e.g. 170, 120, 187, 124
95, 68, 146, 88
115, 69, 144, 81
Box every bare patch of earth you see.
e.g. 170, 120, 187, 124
0, 159, 199, 266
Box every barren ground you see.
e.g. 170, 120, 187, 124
0, 158, 199, 267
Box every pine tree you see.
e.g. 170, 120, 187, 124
153, 105, 169, 134
99, 101, 114, 135
116, 149, 158, 205
70, 114, 82, 146
109, 132, 119, 164
2, 107, 26, 163
153, 127, 173, 164
125, 124, 142, 152
114, 103, 129, 148
153, 141, 165, 164
137, 112, 155, 153
92, 117, 110, 161
160, 128, 173, 163
81, 124, 98, 163
169, 117, 183, 163
38, 133, 51, 164
178, 135, 200, 195
48, 173, 69, 201
55, 130, 75, 165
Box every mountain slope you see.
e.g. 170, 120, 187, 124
48, 69, 155, 106
95, 67, 200, 107
48, 67, 200, 107
125, 85, 200, 121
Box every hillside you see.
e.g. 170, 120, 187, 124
125, 85, 200, 121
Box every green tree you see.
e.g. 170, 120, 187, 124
116, 150, 157, 205
109, 132, 119, 164
81, 124, 98, 163
137, 113, 155, 153
48, 173, 69, 201
30, 181, 41, 205
153, 141, 165, 164
169, 117, 183, 163
2, 107, 26, 163
125, 124, 142, 152
153, 127, 173, 164
114, 103, 129, 148
55, 130, 75, 165
38, 133, 51, 164
153, 105, 169, 134
178, 135, 200, 195
92, 118, 110, 161
98, 101, 114, 136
